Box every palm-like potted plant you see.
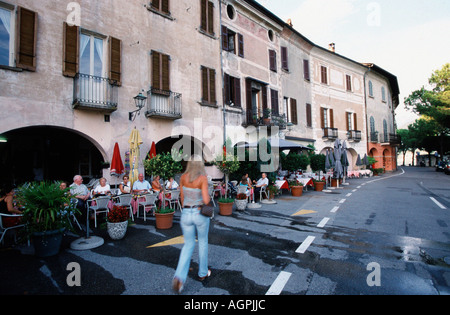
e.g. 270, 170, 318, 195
106, 205, 129, 240
17, 181, 80, 257
155, 206, 175, 229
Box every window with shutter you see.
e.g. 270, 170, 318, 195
306, 103, 312, 127
238, 33, 244, 58
201, 66, 216, 105
321, 66, 328, 84
151, 0, 170, 15
303, 60, 310, 81
269, 49, 276, 72
329, 108, 334, 128
16, 6, 37, 71
320, 107, 326, 129
63, 22, 79, 77
290, 98, 298, 125
200, 0, 214, 36
353, 113, 358, 130
271, 89, 279, 116
221, 25, 228, 51
346, 75, 352, 91
0, 6, 13, 67
109, 37, 122, 86
281, 46, 288, 71
152, 50, 170, 93
346, 112, 352, 131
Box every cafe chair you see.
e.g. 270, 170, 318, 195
0, 213, 25, 245
137, 194, 157, 221
167, 190, 181, 211
113, 194, 134, 221
259, 185, 269, 201
87, 196, 111, 228
208, 185, 216, 207
237, 185, 251, 202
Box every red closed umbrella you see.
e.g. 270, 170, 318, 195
148, 141, 156, 160
110, 142, 125, 176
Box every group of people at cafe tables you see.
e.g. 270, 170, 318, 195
68, 173, 180, 220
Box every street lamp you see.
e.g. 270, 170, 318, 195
129, 90, 147, 121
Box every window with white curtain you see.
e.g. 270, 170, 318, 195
80, 33, 104, 77
0, 6, 13, 67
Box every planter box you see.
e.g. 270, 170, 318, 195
291, 186, 303, 197
107, 221, 128, 240
235, 199, 247, 211
155, 212, 174, 229
314, 181, 325, 192
219, 202, 233, 216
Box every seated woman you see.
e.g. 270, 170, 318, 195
92, 177, 111, 196
151, 175, 162, 193
118, 175, 131, 195
0, 184, 23, 228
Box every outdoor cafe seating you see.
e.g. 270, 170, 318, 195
87, 195, 110, 228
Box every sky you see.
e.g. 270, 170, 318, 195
256, 0, 450, 128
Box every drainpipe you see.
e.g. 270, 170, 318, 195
363, 66, 371, 157
219, 1, 226, 145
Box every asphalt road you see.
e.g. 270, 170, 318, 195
1, 166, 449, 296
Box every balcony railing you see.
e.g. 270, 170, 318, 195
73, 73, 118, 112
381, 133, 401, 146
145, 88, 182, 120
347, 130, 362, 142
323, 127, 338, 140
244, 109, 287, 129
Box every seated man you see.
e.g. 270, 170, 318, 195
253, 173, 269, 200
132, 173, 151, 194
70, 175, 90, 215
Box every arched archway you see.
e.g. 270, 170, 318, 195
369, 147, 379, 168
0, 126, 106, 185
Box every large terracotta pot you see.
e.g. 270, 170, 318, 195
291, 186, 303, 197
219, 202, 233, 216
314, 181, 325, 192
155, 212, 174, 229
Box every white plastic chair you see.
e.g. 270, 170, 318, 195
137, 194, 157, 221
0, 213, 25, 245
237, 185, 250, 202
166, 190, 181, 211
259, 185, 269, 201
113, 194, 134, 221
87, 196, 110, 228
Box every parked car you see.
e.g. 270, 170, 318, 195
436, 161, 447, 172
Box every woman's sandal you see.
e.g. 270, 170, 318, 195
198, 269, 212, 281
172, 277, 184, 294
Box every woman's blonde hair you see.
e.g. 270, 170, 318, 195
184, 155, 206, 183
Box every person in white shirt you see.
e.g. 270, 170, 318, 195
93, 177, 111, 196
165, 177, 179, 190
253, 173, 268, 200
118, 175, 131, 195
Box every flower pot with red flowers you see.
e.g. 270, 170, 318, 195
107, 205, 129, 240
155, 207, 175, 230
235, 193, 248, 211
288, 180, 303, 197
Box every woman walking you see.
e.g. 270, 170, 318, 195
172, 157, 211, 293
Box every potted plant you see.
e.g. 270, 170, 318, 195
155, 206, 175, 229
218, 198, 234, 216
17, 181, 80, 257
235, 193, 248, 211
144, 150, 183, 182
263, 108, 271, 125
288, 180, 303, 197
266, 185, 279, 200
313, 179, 326, 192
106, 205, 129, 240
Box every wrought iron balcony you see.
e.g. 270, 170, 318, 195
243, 109, 287, 129
73, 73, 118, 113
323, 127, 338, 140
347, 130, 362, 142
145, 88, 182, 120
389, 133, 401, 146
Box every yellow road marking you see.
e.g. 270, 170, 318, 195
292, 210, 317, 216
147, 236, 197, 248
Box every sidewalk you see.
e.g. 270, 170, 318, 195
0, 176, 372, 295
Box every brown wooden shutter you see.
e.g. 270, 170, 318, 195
346, 75, 352, 91
201, 66, 208, 102
224, 73, 230, 104
262, 85, 268, 111
161, 54, 170, 91
271, 89, 279, 116
269, 50, 276, 72
238, 34, 244, 57
353, 113, 358, 130
161, 0, 169, 14
303, 60, 310, 81
207, 1, 214, 35
281, 46, 288, 71
221, 26, 228, 51
151, 0, 160, 10
209, 68, 216, 103
16, 7, 37, 71
152, 51, 160, 90
246, 79, 253, 123
320, 107, 325, 129
346, 112, 350, 131
290, 98, 298, 125
109, 37, 122, 86
63, 22, 79, 77
234, 78, 241, 107
306, 103, 312, 127
200, 0, 207, 32
329, 108, 334, 128
321, 66, 327, 84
